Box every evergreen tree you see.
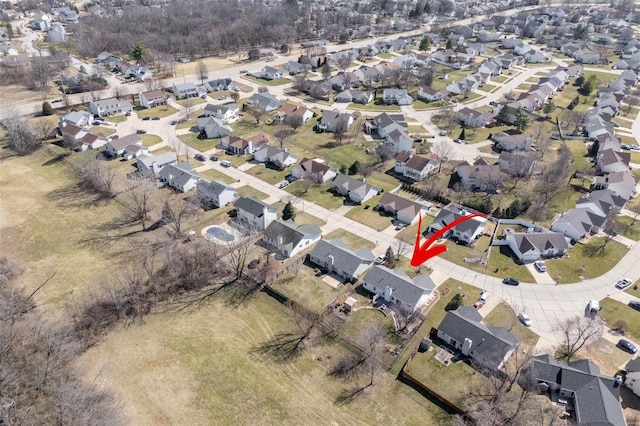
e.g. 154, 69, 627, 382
515, 108, 529, 132
384, 246, 396, 268
445, 293, 463, 311
543, 100, 557, 118
339, 164, 347, 174
446, 39, 453, 49
419, 36, 431, 52
575, 75, 585, 87
42, 101, 54, 116
459, 128, 466, 140
282, 201, 296, 221
348, 160, 360, 175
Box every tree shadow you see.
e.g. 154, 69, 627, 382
250, 332, 308, 363
334, 384, 370, 406
42, 152, 71, 166
47, 185, 109, 209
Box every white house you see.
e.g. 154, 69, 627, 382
203, 103, 239, 123
253, 145, 298, 169
291, 158, 337, 183
394, 152, 440, 180
47, 23, 66, 42
551, 208, 606, 242
493, 132, 533, 152
417, 86, 445, 102
362, 265, 435, 314
158, 162, 201, 192
428, 204, 486, 244
597, 148, 631, 173
220, 134, 268, 156
197, 116, 232, 139
105, 134, 143, 158
331, 174, 380, 204
457, 107, 492, 128
136, 152, 177, 176
377, 193, 430, 225
234, 196, 277, 230
317, 110, 353, 133
262, 220, 322, 258
504, 229, 570, 263
196, 180, 237, 208
90, 98, 133, 118
139, 90, 174, 109
260, 66, 285, 80
382, 89, 413, 105
172, 82, 199, 99
204, 78, 237, 92
275, 102, 314, 125
592, 171, 637, 200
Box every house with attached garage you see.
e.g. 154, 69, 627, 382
498, 152, 536, 177
527, 355, 626, 425
382, 89, 413, 105
493, 132, 533, 152
203, 103, 239, 124
331, 174, 380, 204
197, 116, 232, 139
284, 61, 312, 75
551, 207, 607, 242
377, 193, 430, 225
394, 152, 440, 181
105, 134, 145, 158
335, 90, 373, 105
204, 78, 237, 92
262, 220, 322, 258
172, 82, 199, 99
275, 102, 314, 125
291, 158, 337, 183
596, 148, 631, 174
457, 107, 493, 128
456, 159, 502, 193
47, 24, 66, 43
234, 196, 277, 230
159, 162, 201, 192
89, 98, 133, 118
220, 134, 268, 156
139, 90, 174, 109
136, 152, 177, 176
427, 203, 486, 244
317, 109, 353, 133
362, 265, 435, 314
60, 122, 109, 151
259, 66, 285, 80
575, 189, 626, 217
417, 86, 446, 102
308, 238, 375, 282
253, 145, 298, 169
592, 171, 637, 200
503, 228, 570, 263
436, 306, 518, 371
246, 92, 281, 112
196, 180, 237, 208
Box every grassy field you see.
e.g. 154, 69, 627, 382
104, 114, 127, 124
135, 105, 179, 119
139, 134, 163, 147
614, 215, 640, 241
626, 280, 640, 298
285, 181, 344, 210
576, 337, 633, 376
598, 298, 640, 343
178, 133, 219, 152
78, 293, 449, 425
324, 229, 375, 250
483, 303, 539, 348
237, 185, 268, 200
175, 97, 207, 108
199, 168, 235, 184
347, 102, 401, 111
345, 198, 395, 231
242, 75, 291, 86
244, 163, 290, 185
545, 238, 628, 284
271, 263, 342, 314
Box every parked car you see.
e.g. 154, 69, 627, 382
374, 256, 385, 265
631, 145, 640, 151
136, 129, 147, 134
210, 155, 218, 161
453, 138, 462, 143
588, 299, 600, 314
218, 95, 227, 100
518, 313, 531, 327
51, 98, 63, 103
438, 130, 447, 136
616, 278, 632, 290
220, 160, 232, 167
266, 58, 275, 62
278, 181, 289, 189
142, 116, 151, 121
240, 69, 248, 74
473, 300, 484, 309
534, 261, 546, 272
489, 101, 499, 107
621, 144, 631, 150
125, 111, 132, 116
479, 291, 489, 302
502, 277, 520, 286
629, 301, 640, 312
152, 116, 160, 120
395, 223, 406, 231
194, 153, 206, 161
170, 120, 177, 125
617, 339, 638, 354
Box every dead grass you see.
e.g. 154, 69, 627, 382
324, 229, 375, 250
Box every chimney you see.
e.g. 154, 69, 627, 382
327, 254, 334, 268
462, 338, 472, 356
384, 286, 393, 302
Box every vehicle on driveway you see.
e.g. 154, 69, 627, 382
438, 130, 447, 136
479, 291, 489, 302
453, 138, 461, 143
629, 301, 640, 312
473, 300, 484, 309
502, 277, 520, 286
218, 96, 227, 100
278, 181, 289, 189
617, 339, 638, 354
616, 278, 632, 290
170, 120, 177, 125
152, 116, 160, 120
136, 129, 147, 134
142, 116, 151, 121
518, 313, 531, 327
194, 153, 206, 161
534, 261, 546, 272
52, 98, 63, 103
210, 155, 218, 161
220, 160, 232, 167
374, 256, 385, 265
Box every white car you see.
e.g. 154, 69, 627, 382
588, 300, 600, 314
479, 291, 489, 302
534, 261, 546, 272
615, 278, 632, 290
220, 160, 232, 168
518, 313, 531, 327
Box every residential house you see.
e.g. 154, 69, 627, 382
284, 61, 312, 75
493, 132, 533, 152
275, 102, 314, 125
382, 89, 413, 105
575, 189, 626, 217
172, 82, 199, 99
417, 86, 446, 102
59, 123, 108, 151
330, 73, 359, 91
196, 180, 237, 208
253, 145, 298, 169
592, 171, 637, 200
335, 90, 373, 105
308, 239, 375, 282
136, 152, 177, 176
197, 116, 232, 139
394, 153, 440, 181
498, 152, 536, 177
317, 110, 353, 133
47, 23, 66, 43
365, 113, 407, 139
157, 162, 199, 192
52, 7, 78, 22
377, 193, 430, 225
246, 92, 281, 112
203, 103, 239, 124
59, 111, 93, 128
527, 355, 626, 425
551, 208, 607, 242
104, 134, 144, 158
234, 196, 277, 230
204, 78, 237, 92
291, 158, 337, 183
626, 371, 640, 398
503, 229, 570, 263
220, 134, 268, 156
89, 98, 133, 118
331, 174, 380, 204
437, 306, 518, 370
363, 265, 435, 314
30, 13, 51, 31
427, 203, 487, 244
456, 159, 502, 193
596, 148, 631, 173
139, 90, 174, 109
127, 64, 152, 81
262, 220, 322, 258
259, 66, 285, 80
457, 107, 492, 128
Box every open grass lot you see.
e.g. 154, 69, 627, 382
244, 163, 290, 185
545, 238, 628, 284
348, 102, 401, 111
135, 105, 179, 119
199, 168, 235, 184
78, 293, 449, 425
178, 132, 218, 152
175, 97, 206, 108
104, 114, 127, 124
236, 185, 268, 200
140, 134, 163, 147
614, 215, 640, 241
598, 298, 640, 343
175, 119, 196, 130
285, 181, 344, 209
269, 202, 326, 228
376, 52, 398, 59
483, 303, 539, 348
91, 125, 116, 136
492, 75, 509, 83
626, 280, 640, 298
479, 83, 499, 92
345, 198, 395, 231
565, 139, 592, 173
324, 229, 375, 250
576, 337, 632, 376
271, 263, 342, 314
412, 99, 448, 111
242, 75, 291, 86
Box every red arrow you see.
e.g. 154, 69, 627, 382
410, 212, 488, 267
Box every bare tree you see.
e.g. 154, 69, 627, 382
122, 180, 156, 230
321, 61, 332, 81
245, 104, 265, 125
144, 77, 162, 92
275, 124, 294, 149
288, 113, 304, 131
224, 231, 254, 279
196, 59, 209, 85
230, 91, 240, 103
161, 196, 199, 237
431, 140, 452, 173
182, 97, 197, 120
0, 111, 41, 155
395, 236, 410, 260
333, 118, 349, 145
35, 118, 56, 142
78, 156, 117, 197
554, 316, 604, 362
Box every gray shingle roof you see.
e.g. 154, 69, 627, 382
363, 265, 435, 310
234, 196, 277, 217
309, 239, 374, 277
263, 219, 321, 254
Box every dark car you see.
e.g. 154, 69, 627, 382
170, 120, 177, 125
194, 153, 206, 161
152, 116, 160, 120
502, 277, 520, 286
617, 339, 638, 354
142, 116, 151, 121
210, 155, 218, 161
136, 129, 147, 134
629, 301, 640, 312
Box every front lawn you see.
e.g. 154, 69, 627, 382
626, 280, 640, 298
545, 238, 628, 284
270, 264, 342, 314
345, 198, 395, 231
135, 105, 179, 119
199, 168, 235, 184
347, 102, 401, 111
236, 185, 268, 200
140, 134, 163, 147
285, 181, 344, 210
242, 75, 291, 86
244, 163, 290, 185
598, 298, 640, 343
614, 215, 640, 241
104, 114, 127, 124
178, 133, 218, 152
483, 302, 539, 348
324, 228, 375, 250
175, 97, 206, 108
